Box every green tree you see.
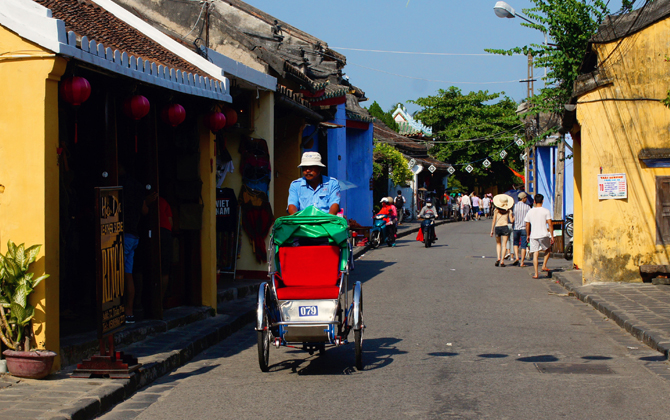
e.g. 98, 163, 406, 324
372, 141, 412, 186
485, 0, 631, 116
367, 101, 399, 132
410, 87, 524, 192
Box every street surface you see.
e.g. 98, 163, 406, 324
99, 221, 670, 419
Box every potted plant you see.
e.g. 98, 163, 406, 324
0, 240, 55, 379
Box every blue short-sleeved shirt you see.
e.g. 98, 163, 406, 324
287, 175, 341, 213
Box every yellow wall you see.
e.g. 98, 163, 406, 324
0, 28, 65, 368
575, 18, 670, 283
200, 124, 217, 310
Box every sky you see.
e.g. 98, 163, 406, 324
244, 0, 625, 114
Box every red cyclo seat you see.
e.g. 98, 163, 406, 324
275, 245, 341, 300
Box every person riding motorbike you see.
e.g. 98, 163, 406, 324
417, 197, 439, 243
376, 198, 397, 247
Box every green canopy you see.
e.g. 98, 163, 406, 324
272, 206, 350, 248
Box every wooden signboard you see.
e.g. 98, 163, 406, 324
73, 187, 140, 378
95, 187, 125, 339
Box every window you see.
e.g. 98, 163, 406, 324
656, 176, 670, 244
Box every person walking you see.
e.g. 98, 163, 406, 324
394, 190, 406, 225
490, 194, 514, 267
511, 192, 531, 267
482, 194, 491, 219
461, 193, 471, 221
471, 193, 481, 221
524, 194, 554, 278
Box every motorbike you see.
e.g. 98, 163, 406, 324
564, 214, 574, 260
370, 213, 392, 248
421, 214, 437, 248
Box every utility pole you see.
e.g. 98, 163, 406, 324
520, 52, 536, 194
554, 134, 565, 220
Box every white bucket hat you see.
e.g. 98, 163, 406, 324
298, 152, 326, 167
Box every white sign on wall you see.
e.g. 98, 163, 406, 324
597, 173, 627, 200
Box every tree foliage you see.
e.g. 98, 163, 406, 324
410, 87, 525, 191
367, 101, 399, 132
485, 0, 619, 115
372, 141, 412, 186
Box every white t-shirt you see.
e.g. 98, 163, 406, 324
524, 206, 552, 239
482, 197, 491, 208
461, 195, 471, 206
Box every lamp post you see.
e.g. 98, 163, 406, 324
494, 1, 564, 220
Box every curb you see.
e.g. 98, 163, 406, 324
553, 272, 670, 359
43, 297, 256, 420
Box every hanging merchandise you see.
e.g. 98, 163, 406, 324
161, 103, 186, 127
123, 95, 151, 153
60, 76, 91, 144
216, 151, 235, 188
216, 187, 239, 271
203, 111, 226, 133
239, 137, 272, 195
239, 185, 274, 263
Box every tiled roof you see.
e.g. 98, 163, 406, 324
345, 94, 373, 122
35, 0, 205, 77
374, 121, 427, 153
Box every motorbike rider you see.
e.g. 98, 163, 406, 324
378, 198, 397, 247
417, 197, 439, 242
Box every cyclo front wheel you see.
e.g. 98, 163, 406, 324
257, 311, 270, 372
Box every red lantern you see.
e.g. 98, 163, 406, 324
222, 106, 238, 127
161, 103, 186, 127
123, 95, 151, 153
203, 111, 226, 133
60, 76, 91, 144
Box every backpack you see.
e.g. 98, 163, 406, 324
394, 195, 404, 208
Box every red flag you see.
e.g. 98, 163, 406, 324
508, 166, 525, 182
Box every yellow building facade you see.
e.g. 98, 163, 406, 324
1, 0, 275, 372
574, 13, 670, 283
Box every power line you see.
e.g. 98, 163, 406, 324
349, 63, 521, 85
331, 47, 495, 57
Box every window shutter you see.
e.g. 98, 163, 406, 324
656, 177, 670, 244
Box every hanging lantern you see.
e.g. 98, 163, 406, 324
60, 76, 91, 144
123, 95, 151, 153
222, 106, 238, 127
161, 103, 186, 127
203, 111, 226, 133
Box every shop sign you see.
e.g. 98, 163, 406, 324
95, 187, 125, 338
598, 173, 627, 200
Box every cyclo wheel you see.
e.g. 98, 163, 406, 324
353, 281, 364, 370
257, 313, 270, 372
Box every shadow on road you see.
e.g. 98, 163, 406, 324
266, 336, 406, 375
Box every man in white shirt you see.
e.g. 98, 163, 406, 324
524, 194, 554, 278
482, 194, 491, 219
461, 193, 471, 221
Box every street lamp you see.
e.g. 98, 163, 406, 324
493, 1, 534, 24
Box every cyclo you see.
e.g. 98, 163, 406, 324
256, 206, 365, 371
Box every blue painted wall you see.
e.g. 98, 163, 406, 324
327, 104, 348, 210
346, 125, 373, 225
536, 146, 556, 216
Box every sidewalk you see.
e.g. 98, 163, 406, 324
555, 270, 670, 359
0, 220, 441, 420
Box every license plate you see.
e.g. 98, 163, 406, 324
299, 306, 318, 317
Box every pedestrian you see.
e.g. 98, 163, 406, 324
511, 192, 531, 267
471, 193, 481, 221
461, 193, 471, 221
482, 194, 491, 219
119, 164, 157, 324
524, 194, 554, 279
490, 194, 514, 267
394, 190, 405, 225
387, 196, 398, 242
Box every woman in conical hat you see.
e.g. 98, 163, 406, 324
490, 194, 514, 266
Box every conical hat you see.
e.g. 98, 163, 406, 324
492, 194, 514, 210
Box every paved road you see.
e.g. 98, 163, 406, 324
99, 221, 670, 419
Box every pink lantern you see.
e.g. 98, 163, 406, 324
161, 103, 186, 127
123, 95, 151, 152
60, 76, 92, 143
203, 111, 226, 133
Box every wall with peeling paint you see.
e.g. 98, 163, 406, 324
575, 17, 670, 283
